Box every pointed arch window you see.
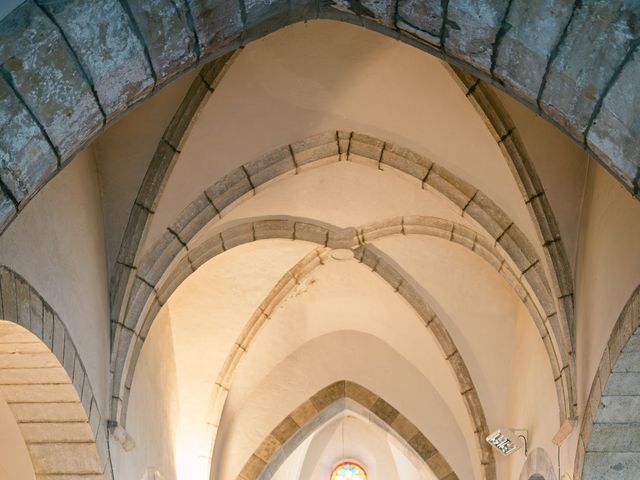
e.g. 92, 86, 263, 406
330, 461, 367, 480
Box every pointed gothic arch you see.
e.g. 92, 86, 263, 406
236, 380, 459, 480
109, 57, 575, 384
109, 132, 575, 438
114, 216, 501, 478
195, 234, 502, 480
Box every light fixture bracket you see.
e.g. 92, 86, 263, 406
486, 428, 528, 456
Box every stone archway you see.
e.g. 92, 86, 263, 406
199, 235, 501, 479
0, 1, 639, 237
236, 380, 458, 480
0, 321, 103, 478
575, 284, 640, 480
114, 217, 501, 478
0, 265, 112, 478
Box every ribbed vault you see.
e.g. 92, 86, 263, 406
198, 238, 495, 479
110, 55, 575, 420
1, 4, 640, 480
110, 132, 574, 438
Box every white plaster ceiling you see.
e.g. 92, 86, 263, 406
164, 239, 317, 478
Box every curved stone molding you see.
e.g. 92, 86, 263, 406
113, 217, 504, 477
202, 230, 510, 479
111, 213, 574, 480
110, 50, 240, 328
448, 66, 576, 389
204, 247, 330, 448
116, 213, 562, 426
112, 60, 575, 407
108, 52, 574, 381
0, 266, 112, 479
574, 284, 640, 480
1, 1, 640, 238
519, 448, 557, 480
110, 131, 575, 428
358, 242, 496, 478
237, 380, 459, 480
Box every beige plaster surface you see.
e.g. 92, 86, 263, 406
372, 234, 559, 478
143, 20, 539, 262
0, 148, 110, 413
95, 70, 198, 273
493, 88, 589, 271
214, 161, 471, 230
214, 331, 475, 480
575, 161, 640, 409
223, 255, 474, 472
504, 301, 559, 478
373, 234, 529, 427
149, 240, 316, 479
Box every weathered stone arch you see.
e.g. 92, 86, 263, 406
236, 380, 459, 480
575, 284, 640, 480
110, 132, 575, 432
0, 266, 110, 478
1, 0, 639, 240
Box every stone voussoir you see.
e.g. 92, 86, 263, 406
205, 167, 254, 213
244, 145, 295, 188
349, 132, 385, 161
253, 218, 295, 240
425, 164, 476, 209
380, 141, 432, 179
40, 0, 155, 119
0, 3, 103, 159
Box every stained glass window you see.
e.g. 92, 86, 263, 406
330, 461, 367, 480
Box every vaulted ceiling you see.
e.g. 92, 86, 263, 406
1, 10, 640, 480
